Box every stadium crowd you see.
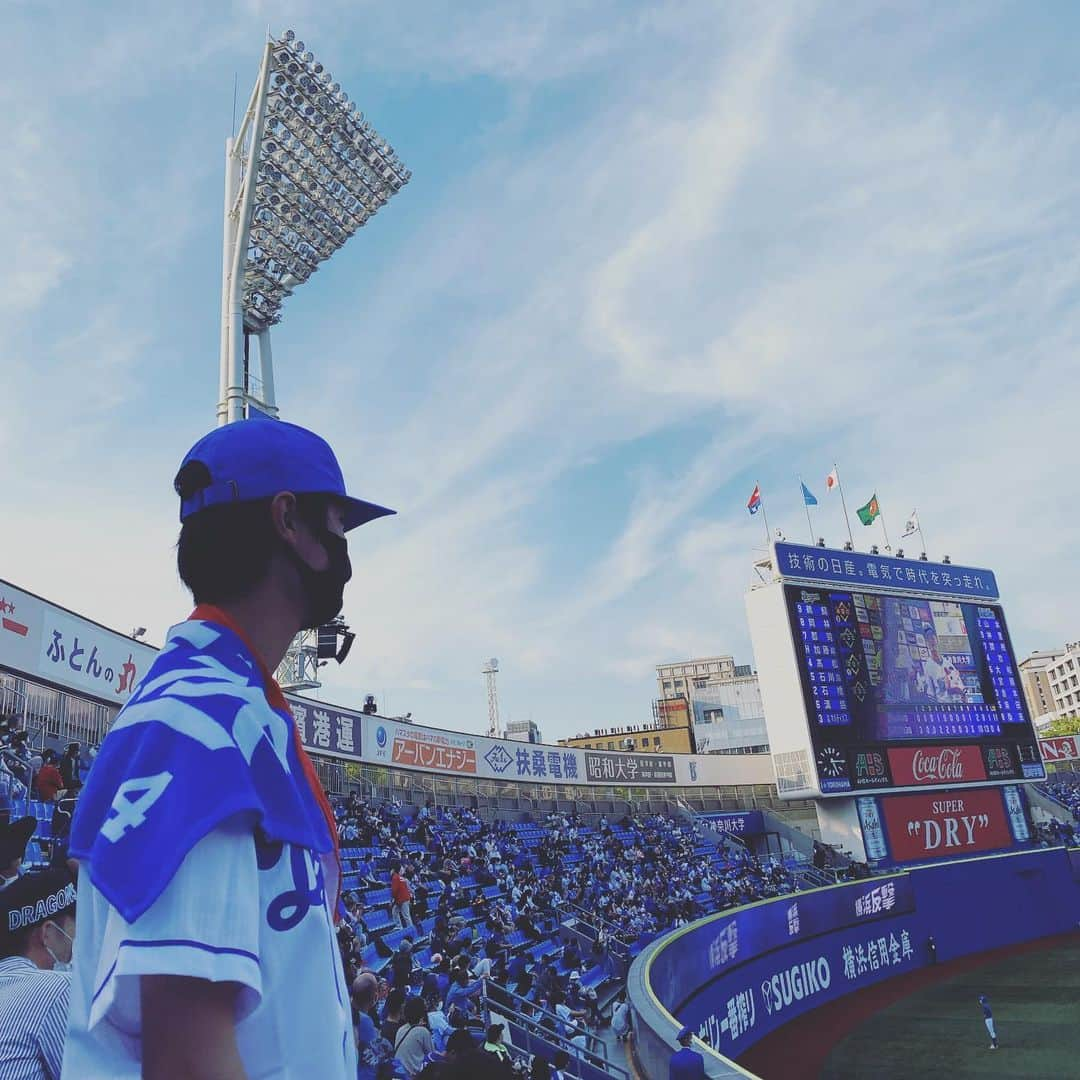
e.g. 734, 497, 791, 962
0, 714, 806, 1079
1041, 776, 1080, 821
329, 795, 799, 1077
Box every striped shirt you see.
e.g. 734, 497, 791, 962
0, 956, 70, 1080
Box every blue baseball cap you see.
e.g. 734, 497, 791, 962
175, 417, 394, 531
677, 1027, 693, 1041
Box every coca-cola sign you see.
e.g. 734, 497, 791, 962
879, 788, 1014, 863
888, 745, 987, 787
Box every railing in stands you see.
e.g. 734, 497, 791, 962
559, 901, 632, 960
483, 981, 630, 1080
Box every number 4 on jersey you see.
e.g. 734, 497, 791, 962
101, 772, 174, 842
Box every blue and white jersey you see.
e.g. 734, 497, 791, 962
61, 614, 353, 1078
62, 817, 354, 1078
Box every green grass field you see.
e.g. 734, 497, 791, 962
821, 939, 1080, 1079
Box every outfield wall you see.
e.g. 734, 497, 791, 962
627, 845, 1080, 1079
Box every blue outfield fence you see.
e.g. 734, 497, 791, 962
628, 845, 1080, 1078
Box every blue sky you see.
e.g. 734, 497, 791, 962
3, 1, 1079, 741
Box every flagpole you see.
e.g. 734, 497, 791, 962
834, 463, 856, 549
917, 521, 929, 556
878, 504, 892, 552
799, 475, 814, 543
758, 481, 771, 545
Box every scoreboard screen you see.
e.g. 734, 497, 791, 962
784, 582, 1045, 794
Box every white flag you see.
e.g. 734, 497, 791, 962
902, 509, 919, 538
826, 468, 839, 492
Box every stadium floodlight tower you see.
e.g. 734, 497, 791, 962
218, 28, 411, 425
219, 29, 410, 690
483, 658, 502, 739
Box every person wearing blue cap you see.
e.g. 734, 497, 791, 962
669, 1026, 706, 1079
61, 418, 394, 1079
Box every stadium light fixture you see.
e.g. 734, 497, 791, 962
218, 29, 411, 425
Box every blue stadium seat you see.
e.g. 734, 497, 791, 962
360, 943, 388, 975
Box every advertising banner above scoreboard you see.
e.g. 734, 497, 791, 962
774, 542, 999, 601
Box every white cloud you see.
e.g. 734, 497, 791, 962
2, 2, 1078, 741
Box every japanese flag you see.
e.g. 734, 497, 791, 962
826, 468, 839, 492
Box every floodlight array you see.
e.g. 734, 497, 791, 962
242, 29, 411, 330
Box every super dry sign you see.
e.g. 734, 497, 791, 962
879, 788, 1013, 863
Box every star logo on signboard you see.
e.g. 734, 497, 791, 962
484, 744, 513, 774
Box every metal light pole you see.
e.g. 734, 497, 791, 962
483, 658, 501, 739
216, 29, 410, 689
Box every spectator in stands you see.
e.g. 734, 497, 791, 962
550, 1049, 572, 1080
58, 744, 82, 794
0, 868, 76, 1080
470, 941, 495, 981
506, 950, 530, 995
551, 988, 587, 1038
394, 995, 436, 1077
612, 993, 631, 1042
567, 971, 599, 1027
6, 732, 34, 790
63, 418, 391, 1079
34, 751, 64, 804
425, 990, 453, 1053
435, 1027, 500, 1079
392, 860, 415, 929
529, 1055, 552, 1080
391, 938, 414, 989
444, 966, 484, 1016
0, 817, 35, 890
381, 987, 407, 1043
568, 1028, 592, 1058
480, 1022, 514, 1075
560, 935, 582, 972
353, 972, 383, 1080
669, 1026, 706, 1080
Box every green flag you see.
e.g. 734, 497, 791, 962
857, 494, 881, 526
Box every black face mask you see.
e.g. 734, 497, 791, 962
288, 524, 352, 630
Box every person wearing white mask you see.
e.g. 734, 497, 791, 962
0, 868, 76, 1079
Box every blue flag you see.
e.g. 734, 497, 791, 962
801, 482, 818, 506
